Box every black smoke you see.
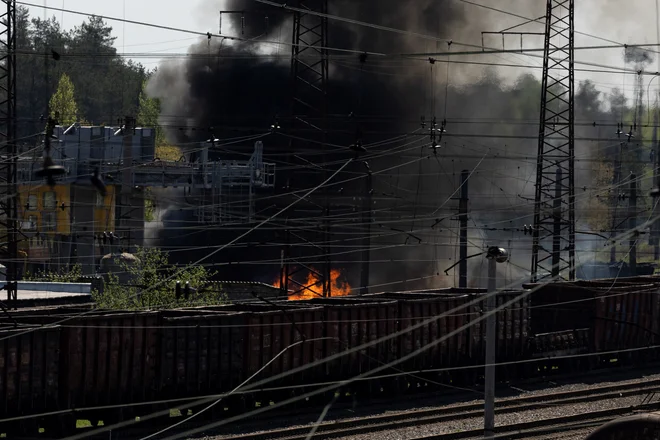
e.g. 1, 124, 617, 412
624, 46, 654, 66
149, 1, 609, 290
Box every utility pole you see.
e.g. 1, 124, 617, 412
629, 173, 637, 276
531, 0, 575, 282
459, 170, 469, 288
0, 0, 18, 302
484, 246, 508, 438
360, 169, 372, 295
653, 0, 660, 258
610, 143, 624, 264
652, 109, 660, 259
117, 116, 135, 249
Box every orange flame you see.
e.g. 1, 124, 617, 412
273, 268, 351, 300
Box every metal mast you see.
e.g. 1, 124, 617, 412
0, 0, 18, 301
531, 0, 575, 282
280, 0, 331, 298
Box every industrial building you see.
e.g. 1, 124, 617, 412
16, 122, 275, 276
15, 122, 154, 275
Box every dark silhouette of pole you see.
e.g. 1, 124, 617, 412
653, 110, 660, 259
629, 173, 637, 276
360, 172, 372, 295
552, 168, 562, 278
459, 170, 469, 288
610, 143, 624, 264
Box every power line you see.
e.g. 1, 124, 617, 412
15, 1, 385, 57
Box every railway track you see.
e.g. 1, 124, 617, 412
412, 404, 658, 439
214, 380, 660, 440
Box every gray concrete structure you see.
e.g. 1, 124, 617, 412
18, 125, 275, 275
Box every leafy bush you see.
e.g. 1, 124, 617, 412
25, 248, 226, 310
24, 264, 83, 283
93, 247, 226, 310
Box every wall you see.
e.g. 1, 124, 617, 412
18, 184, 71, 235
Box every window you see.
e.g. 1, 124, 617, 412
26, 195, 37, 211
43, 192, 57, 210
42, 212, 57, 232
22, 215, 36, 230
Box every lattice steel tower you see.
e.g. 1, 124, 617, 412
280, 0, 332, 297
531, 0, 575, 282
0, 0, 18, 301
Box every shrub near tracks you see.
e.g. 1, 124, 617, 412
1, 276, 660, 436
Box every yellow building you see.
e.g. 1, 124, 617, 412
17, 184, 116, 264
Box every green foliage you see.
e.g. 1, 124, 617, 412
156, 145, 183, 161
137, 80, 166, 146
14, 7, 148, 137
49, 73, 79, 125
144, 188, 155, 222
24, 264, 83, 282
93, 247, 225, 310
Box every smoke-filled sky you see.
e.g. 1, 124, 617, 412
25, 0, 660, 288
136, 0, 660, 290
24, 0, 660, 98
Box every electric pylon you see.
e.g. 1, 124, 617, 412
0, 0, 18, 301
531, 0, 575, 282
280, 0, 332, 298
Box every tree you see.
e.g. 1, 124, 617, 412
609, 88, 627, 119
65, 15, 146, 124
577, 80, 602, 116
93, 247, 225, 310
49, 73, 79, 125
137, 79, 182, 161
136, 79, 165, 146
12, 9, 148, 134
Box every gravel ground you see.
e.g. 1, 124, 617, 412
344, 396, 646, 440
330, 371, 660, 425
195, 371, 660, 440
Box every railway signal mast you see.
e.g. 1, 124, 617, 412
0, 0, 18, 302
531, 0, 576, 283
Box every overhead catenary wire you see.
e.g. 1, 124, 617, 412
2, 2, 656, 436
3, 213, 656, 435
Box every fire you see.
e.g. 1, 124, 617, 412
273, 268, 352, 300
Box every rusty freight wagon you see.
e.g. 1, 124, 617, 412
1, 277, 660, 436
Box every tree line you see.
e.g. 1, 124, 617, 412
14, 7, 160, 140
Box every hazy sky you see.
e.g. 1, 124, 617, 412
23, 0, 224, 68
19, 0, 660, 100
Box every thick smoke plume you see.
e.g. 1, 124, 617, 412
148, 1, 633, 290
624, 46, 654, 66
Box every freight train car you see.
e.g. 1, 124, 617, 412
526, 276, 660, 367
1, 277, 660, 436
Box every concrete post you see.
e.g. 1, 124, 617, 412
484, 257, 497, 437
484, 246, 508, 438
